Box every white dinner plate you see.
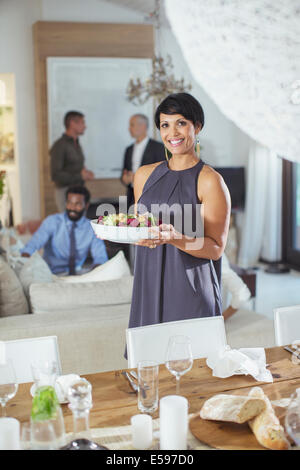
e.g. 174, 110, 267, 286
90, 219, 155, 244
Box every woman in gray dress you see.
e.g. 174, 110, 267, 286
128, 93, 231, 332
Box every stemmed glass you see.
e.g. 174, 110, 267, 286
165, 335, 193, 395
31, 360, 58, 391
20, 422, 32, 450
0, 360, 18, 416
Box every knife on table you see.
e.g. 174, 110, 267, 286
121, 371, 138, 393
284, 346, 300, 360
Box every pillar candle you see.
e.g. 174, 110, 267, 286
131, 414, 153, 450
0, 418, 20, 450
160, 395, 188, 450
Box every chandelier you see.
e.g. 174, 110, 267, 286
126, 0, 192, 106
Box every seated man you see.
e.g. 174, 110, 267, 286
21, 186, 108, 275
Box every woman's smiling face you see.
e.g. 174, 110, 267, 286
159, 113, 201, 156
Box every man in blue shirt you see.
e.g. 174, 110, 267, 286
21, 186, 108, 275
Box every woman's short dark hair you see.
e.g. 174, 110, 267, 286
66, 185, 90, 204
154, 93, 205, 130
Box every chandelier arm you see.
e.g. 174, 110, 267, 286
125, 0, 192, 105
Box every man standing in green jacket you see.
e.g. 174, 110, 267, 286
50, 110, 94, 211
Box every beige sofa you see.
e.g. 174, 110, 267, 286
0, 276, 276, 376
0, 237, 276, 375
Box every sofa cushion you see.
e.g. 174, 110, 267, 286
0, 255, 29, 317
0, 305, 130, 374
54, 251, 130, 283
13, 253, 53, 305
30, 275, 134, 314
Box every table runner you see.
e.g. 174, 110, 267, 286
68, 415, 212, 450
88, 421, 299, 451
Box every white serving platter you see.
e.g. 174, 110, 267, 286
90, 219, 155, 244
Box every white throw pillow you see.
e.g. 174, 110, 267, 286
17, 252, 53, 302
0, 255, 29, 317
54, 250, 131, 283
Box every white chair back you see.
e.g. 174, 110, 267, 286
2, 336, 62, 384
274, 305, 300, 346
126, 316, 227, 369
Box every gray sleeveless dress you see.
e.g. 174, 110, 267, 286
128, 159, 222, 332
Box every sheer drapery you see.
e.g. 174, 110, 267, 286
165, 0, 300, 163
238, 143, 282, 267
260, 151, 282, 263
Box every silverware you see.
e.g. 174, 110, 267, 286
284, 346, 300, 360
129, 370, 150, 399
124, 371, 149, 398
121, 371, 138, 393
128, 370, 138, 381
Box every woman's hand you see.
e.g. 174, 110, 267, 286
136, 224, 180, 249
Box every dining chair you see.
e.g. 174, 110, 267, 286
274, 305, 300, 346
1, 336, 62, 384
126, 316, 228, 369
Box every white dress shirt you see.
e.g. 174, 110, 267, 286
221, 253, 251, 309
132, 136, 149, 174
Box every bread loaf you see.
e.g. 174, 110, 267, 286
248, 387, 290, 450
200, 394, 266, 424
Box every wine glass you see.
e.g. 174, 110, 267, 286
165, 335, 193, 395
31, 360, 58, 391
285, 390, 300, 446
20, 422, 32, 450
0, 360, 18, 416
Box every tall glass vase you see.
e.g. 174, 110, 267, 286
31, 385, 66, 450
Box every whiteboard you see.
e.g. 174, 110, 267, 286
47, 57, 154, 178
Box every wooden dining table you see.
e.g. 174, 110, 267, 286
7, 346, 300, 449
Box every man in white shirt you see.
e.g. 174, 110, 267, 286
221, 253, 252, 320
121, 114, 165, 210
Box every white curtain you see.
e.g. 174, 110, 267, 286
164, 0, 300, 162
260, 151, 283, 263
238, 142, 282, 268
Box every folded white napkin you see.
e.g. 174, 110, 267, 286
30, 373, 81, 403
55, 374, 81, 402
0, 341, 6, 364
206, 346, 273, 383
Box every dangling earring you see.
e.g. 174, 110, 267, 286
164, 146, 170, 161
196, 138, 201, 159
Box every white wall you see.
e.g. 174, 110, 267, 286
158, 25, 250, 168
0, 0, 42, 223
0, 0, 250, 221
41, 0, 144, 23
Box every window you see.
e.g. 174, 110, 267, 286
282, 159, 300, 268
